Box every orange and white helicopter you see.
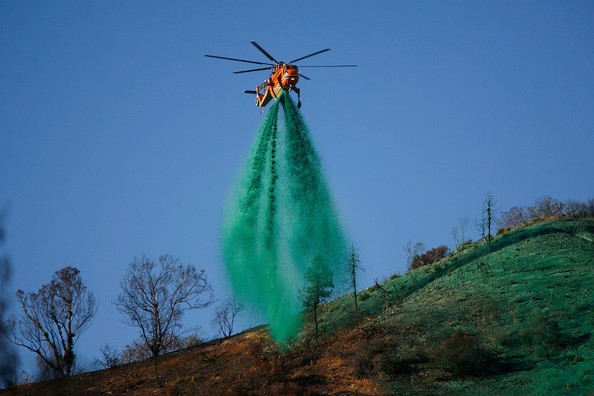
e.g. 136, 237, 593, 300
205, 41, 356, 109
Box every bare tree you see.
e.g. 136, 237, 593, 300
94, 344, 121, 369
564, 199, 588, 217
115, 254, 211, 384
119, 331, 203, 365
452, 216, 470, 251
499, 206, 529, 229
403, 240, 425, 272
211, 298, 243, 338
528, 195, 564, 220
119, 338, 152, 364
587, 198, 594, 216
300, 255, 334, 340
7, 266, 97, 378
0, 214, 18, 388
347, 244, 363, 311
477, 192, 498, 244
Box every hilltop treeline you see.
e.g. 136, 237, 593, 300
406, 195, 593, 273
499, 195, 594, 229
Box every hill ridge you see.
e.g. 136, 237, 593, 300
4, 217, 594, 395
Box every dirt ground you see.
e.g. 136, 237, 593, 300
4, 218, 594, 395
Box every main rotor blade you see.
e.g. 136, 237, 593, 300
234, 66, 273, 74
299, 73, 311, 80
251, 41, 278, 63
290, 48, 331, 63
245, 90, 257, 94
298, 64, 358, 68
204, 54, 273, 66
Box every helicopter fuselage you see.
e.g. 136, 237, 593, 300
255, 63, 300, 107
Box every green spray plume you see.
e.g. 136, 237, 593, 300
222, 93, 348, 341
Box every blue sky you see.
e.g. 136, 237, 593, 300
2, 1, 593, 376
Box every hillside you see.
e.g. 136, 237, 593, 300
4, 217, 594, 395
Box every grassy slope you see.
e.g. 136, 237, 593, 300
4, 217, 594, 395
322, 217, 594, 395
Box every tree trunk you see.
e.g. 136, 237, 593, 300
313, 303, 319, 340
153, 354, 159, 385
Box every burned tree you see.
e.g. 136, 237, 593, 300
0, 214, 17, 387
211, 298, 243, 339
404, 240, 425, 272
347, 244, 363, 310
7, 266, 97, 378
478, 192, 498, 244
115, 254, 211, 383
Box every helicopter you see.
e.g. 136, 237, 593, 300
205, 41, 356, 109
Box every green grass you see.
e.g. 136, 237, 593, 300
312, 217, 594, 395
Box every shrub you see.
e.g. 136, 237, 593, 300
351, 338, 386, 377
351, 338, 426, 378
460, 239, 474, 249
523, 309, 567, 353
409, 245, 449, 270
389, 273, 402, 281
496, 226, 511, 235
358, 290, 371, 302
432, 332, 498, 377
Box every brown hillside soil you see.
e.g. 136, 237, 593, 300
4, 218, 594, 395
4, 326, 387, 395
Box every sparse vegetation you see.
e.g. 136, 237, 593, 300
499, 205, 530, 228
529, 195, 565, 220
499, 195, 593, 230
94, 344, 121, 369
2, 209, 593, 395
119, 332, 202, 365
